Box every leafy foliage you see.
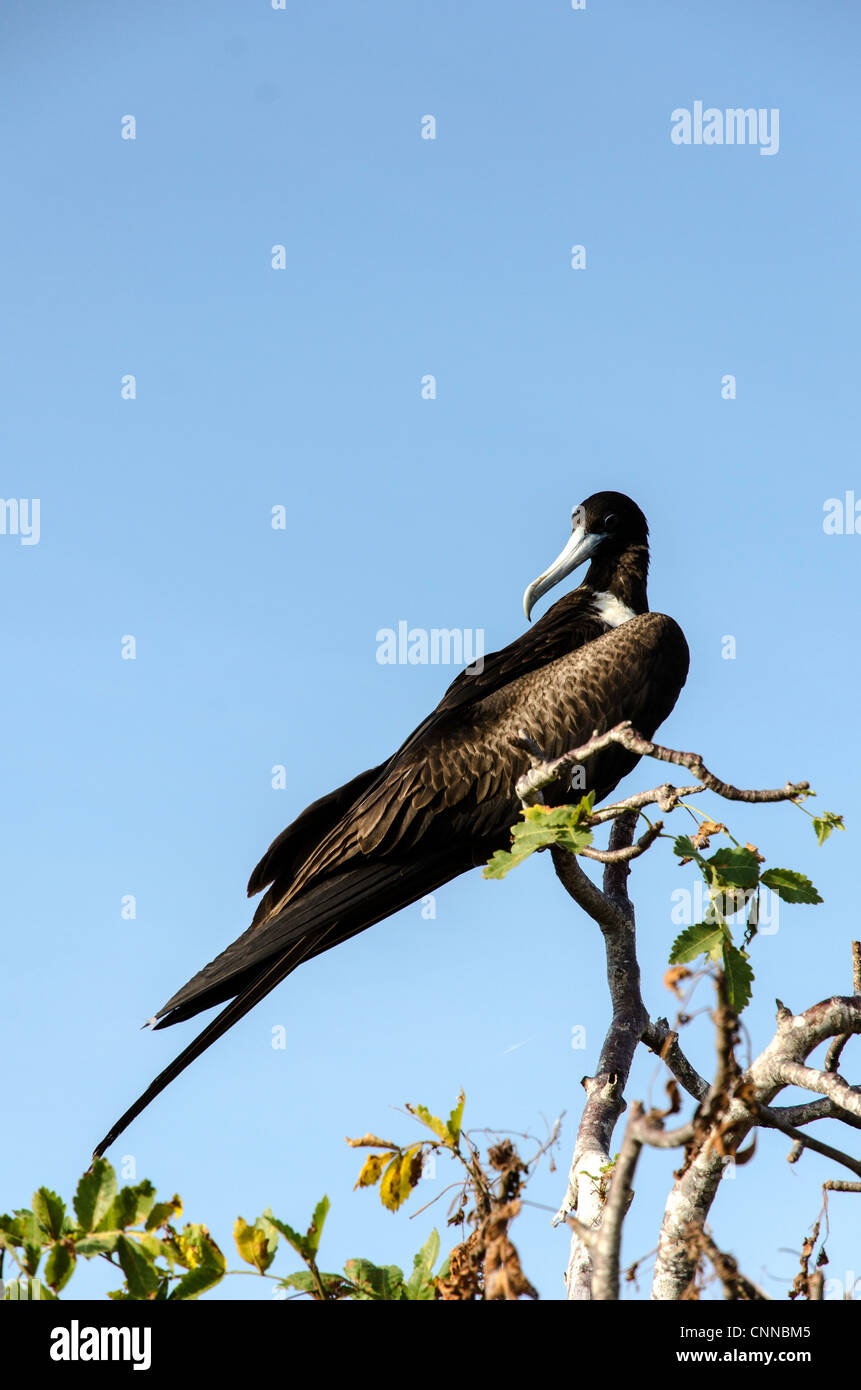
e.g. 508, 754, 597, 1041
670, 827, 825, 1010
483, 796, 594, 878
0, 1161, 222, 1301
0, 1102, 475, 1301
811, 810, 845, 846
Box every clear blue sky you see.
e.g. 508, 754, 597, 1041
2, 1, 859, 1299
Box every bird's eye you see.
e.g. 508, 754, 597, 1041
603, 513, 618, 531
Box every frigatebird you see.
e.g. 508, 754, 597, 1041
94, 491, 688, 1157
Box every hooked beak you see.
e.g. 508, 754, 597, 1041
522, 522, 605, 622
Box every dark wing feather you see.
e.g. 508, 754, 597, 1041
247, 587, 604, 925
155, 612, 688, 1023
93, 608, 688, 1157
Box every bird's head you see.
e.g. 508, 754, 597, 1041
523, 491, 649, 621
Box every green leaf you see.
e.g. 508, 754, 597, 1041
447, 1090, 465, 1145
44, 1242, 76, 1293
344, 1258, 407, 1300
673, 835, 708, 869
3, 1209, 44, 1276
269, 1212, 312, 1267
279, 1270, 316, 1294
405, 1229, 441, 1300
115, 1235, 160, 1300
73, 1234, 121, 1258
136, 1233, 174, 1266
74, 1161, 116, 1234
145, 1197, 182, 1232
280, 1270, 348, 1298
669, 923, 726, 965
305, 1197, 329, 1257
234, 1216, 278, 1273
484, 800, 594, 879
706, 847, 761, 890
760, 868, 823, 905
96, 1181, 155, 1234
263, 1200, 327, 1261
722, 944, 754, 1012
32, 1189, 66, 1241
812, 812, 845, 846
167, 1226, 226, 1301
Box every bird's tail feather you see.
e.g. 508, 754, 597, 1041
92, 845, 478, 1159
91, 925, 337, 1161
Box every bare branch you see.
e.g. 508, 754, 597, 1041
554, 813, 651, 1299
642, 1019, 710, 1103
514, 720, 808, 808
754, 1105, 861, 1180
825, 942, 861, 1073
773, 1060, 861, 1119
590, 1104, 645, 1300
762, 1097, 861, 1131
652, 995, 861, 1299
579, 821, 663, 863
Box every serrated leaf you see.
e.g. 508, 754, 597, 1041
706, 847, 761, 890
673, 835, 707, 868
354, 1153, 388, 1190
305, 1196, 329, 1257
812, 812, 845, 846
344, 1258, 407, 1300
405, 1228, 441, 1300
264, 1212, 309, 1260
447, 1090, 465, 1145
280, 1269, 347, 1297
136, 1233, 173, 1265
168, 1262, 223, 1300
44, 1242, 76, 1293
0, 1212, 24, 1241
167, 1227, 226, 1300
722, 943, 754, 1012
115, 1235, 160, 1299
129, 1181, 156, 1226
669, 923, 726, 965
96, 1184, 147, 1234
145, 1197, 182, 1232
484, 801, 593, 879
74, 1161, 116, 1234
409, 1104, 450, 1143
760, 868, 823, 905
32, 1189, 65, 1241
279, 1270, 317, 1293
73, 1234, 121, 1257
5, 1209, 44, 1276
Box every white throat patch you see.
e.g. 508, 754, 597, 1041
591, 590, 638, 628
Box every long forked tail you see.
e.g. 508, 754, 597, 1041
92, 846, 474, 1159
91, 925, 337, 1161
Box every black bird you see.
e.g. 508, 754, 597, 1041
94, 491, 688, 1157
